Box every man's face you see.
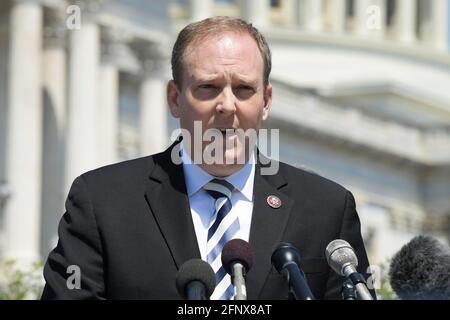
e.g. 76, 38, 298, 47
167, 31, 272, 177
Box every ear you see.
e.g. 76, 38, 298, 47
167, 80, 181, 118
261, 83, 272, 121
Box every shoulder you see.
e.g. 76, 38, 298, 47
83, 155, 153, 179
270, 161, 357, 228
270, 159, 350, 199
76, 153, 162, 194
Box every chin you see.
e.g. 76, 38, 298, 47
223, 147, 248, 165
206, 163, 242, 178
208, 152, 248, 177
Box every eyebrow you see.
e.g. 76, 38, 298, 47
192, 75, 221, 82
236, 77, 259, 86
192, 74, 259, 85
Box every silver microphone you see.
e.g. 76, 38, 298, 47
221, 239, 254, 300
325, 239, 373, 300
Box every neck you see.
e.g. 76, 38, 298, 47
181, 142, 255, 178
199, 163, 246, 177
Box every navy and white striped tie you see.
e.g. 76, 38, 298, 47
204, 178, 239, 300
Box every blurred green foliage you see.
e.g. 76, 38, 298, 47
0, 260, 44, 300
375, 276, 398, 300
374, 260, 398, 300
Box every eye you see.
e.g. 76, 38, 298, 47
237, 85, 254, 91
198, 84, 217, 90
193, 84, 220, 100
234, 85, 255, 100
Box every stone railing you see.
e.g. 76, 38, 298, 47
270, 83, 450, 164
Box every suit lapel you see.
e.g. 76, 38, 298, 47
144, 141, 201, 269
247, 154, 294, 299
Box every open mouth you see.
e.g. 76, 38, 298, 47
217, 129, 238, 138
219, 129, 235, 134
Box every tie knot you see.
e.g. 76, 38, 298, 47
203, 178, 234, 200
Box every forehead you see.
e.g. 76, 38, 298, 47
182, 32, 264, 80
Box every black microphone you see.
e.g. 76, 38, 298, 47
176, 259, 216, 300
271, 242, 315, 300
389, 235, 450, 300
325, 239, 373, 300
221, 239, 254, 300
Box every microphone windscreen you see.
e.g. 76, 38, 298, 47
271, 242, 301, 273
176, 259, 216, 299
221, 239, 254, 275
325, 239, 358, 276
389, 235, 450, 300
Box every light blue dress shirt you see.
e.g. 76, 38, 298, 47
180, 144, 255, 261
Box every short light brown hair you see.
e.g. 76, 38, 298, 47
171, 16, 272, 87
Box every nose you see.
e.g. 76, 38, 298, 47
216, 87, 236, 115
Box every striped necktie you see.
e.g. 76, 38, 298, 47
203, 178, 240, 300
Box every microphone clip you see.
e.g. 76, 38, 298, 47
341, 278, 357, 300
348, 272, 368, 286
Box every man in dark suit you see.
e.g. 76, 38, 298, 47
42, 17, 374, 300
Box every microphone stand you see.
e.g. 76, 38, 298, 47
282, 263, 315, 300
341, 278, 357, 300
186, 281, 207, 300
231, 262, 247, 300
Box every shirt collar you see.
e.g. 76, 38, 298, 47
180, 143, 255, 201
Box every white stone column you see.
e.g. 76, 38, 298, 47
98, 65, 118, 165
355, 0, 386, 38
65, 1, 101, 192
41, 7, 67, 257
279, 0, 295, 27
377, 0, 387, 37
189, 0, 212, 22
432, 0, 449, 51
241, 0, 268, 28
0, 4, 10, 256
139, 44, 168, 156
303, 0, 324, 32
330, 0, 346, 33
397, 0, 417, 44
98, 28, 140, 165
0, 5, 9, 189
355, 0, 371, 35
98, 30, 122, 167
3, 0, 43, 262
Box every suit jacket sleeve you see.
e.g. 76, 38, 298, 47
41, 176, 105, 300
324, 191, 377, 300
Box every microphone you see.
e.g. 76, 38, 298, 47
221, 239, 254, 300
325, 239, 373, 300
389, 235, 450, 300
271, 242, 315, 300
176, 259, 216, 300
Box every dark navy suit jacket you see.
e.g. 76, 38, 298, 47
42, 139, 374, 299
